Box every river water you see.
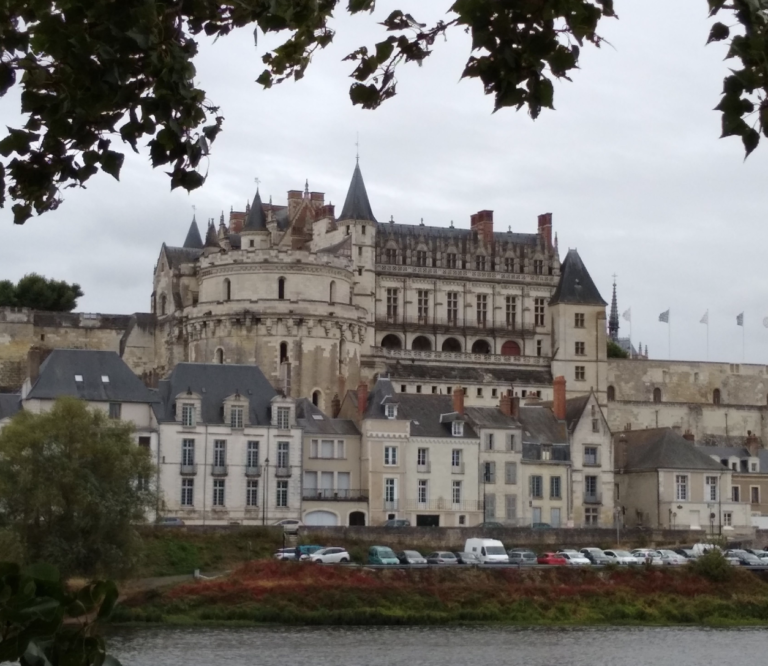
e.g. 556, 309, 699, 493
109, 626, 768, 665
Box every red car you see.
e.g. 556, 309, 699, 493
537, 552, 567, 566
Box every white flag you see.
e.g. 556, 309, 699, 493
700, 311, 708, 325
622, 308, 631, 322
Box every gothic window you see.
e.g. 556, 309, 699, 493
312, 390, 321, 407
329, 281, 336, 304
278, 277, 286, 300
653, 388, 662, 403
607, 385, 616, 402
505, 296, 517, 328
534, 259, 543, 274
385, 248, 397, 264
446, 253, 457, 269
160, 294, 167, 315
416, 250, 427, 267
475, 255, 486, 271
476, 294, 488, 327
534, 298, 545, 327
713, 389, 721, 405
280, 342, 288, 364
504, 257, 514, 273
339, 338, 346, 374
446, 292, 459, 324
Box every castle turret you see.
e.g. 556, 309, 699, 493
339, 161, 376, 223
183, 216, 203, 249
203, 220, 220, 254
240, 188, 270, 249
608, 277, 619, 342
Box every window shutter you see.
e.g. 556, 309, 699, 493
506, 434, 514, 451
489, 461, 496, 483
505, 494, 517, 519
505, 462, 517, 485
484, 493, 496, 518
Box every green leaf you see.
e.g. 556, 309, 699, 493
743, 127, 759, 156
707, 22, 730, 44
100, 150, 124, 180
12, 202, 32, 225
349, 83, 380, 108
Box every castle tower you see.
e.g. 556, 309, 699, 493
240, 188, 270, 250
183, 215, 203, 249
608, 277, 619, 342
550, 249, 608, 405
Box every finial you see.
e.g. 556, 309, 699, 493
269, 195, 273, 205
355, 132, 360, 164
220, 210, 225, 224
305, 179, 309, 195
230, 205, 233, 212
254, 176, 261, 193
389, 215, 394, 224
420, 217, 424, 226
612, 272, 618, 286
191, 204, 196, 221
508, 225, 511, 233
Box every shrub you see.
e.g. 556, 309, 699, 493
689, 549, 734, 583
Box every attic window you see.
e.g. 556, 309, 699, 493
452, 421, 464, 437
101, 375, 110, 383
74, 375, 83, 382
385, 404, 397, 419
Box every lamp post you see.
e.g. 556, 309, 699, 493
262, 456, 269, 526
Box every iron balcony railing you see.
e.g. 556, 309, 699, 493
375, 314, 538, 336
180, 463, 197, 475
244, 465, 262, 477
211, 464, 228, 477
584, 492, 602, 504
302, 489, 369, 501
275, 466, 292, 477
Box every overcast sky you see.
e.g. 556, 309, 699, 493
0, 1, 765, 365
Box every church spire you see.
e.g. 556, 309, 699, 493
183, 215, 203, 249
608, 276, 619, 342
338, 162, 376, 222
243, 188, 267, 231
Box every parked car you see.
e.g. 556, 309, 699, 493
746, 549, 768, 562
558, 551, 592, 566
426, 551, 459, 564
274, 548, 298, 561
537, 552, 567, 566
383, 519, 411, 528
296, 545, 324, 560
631, 549, 664, 565
673, 548, 695, 559
464, 538, 509, 563
602, 549, 640, 565
531, 522, 553, 530
309, 547, 351, 564
157, 517, 185, 526
656, 549, 688, 565
507, 549, 538, 565
273, 519, 302, 534
368, 546, 400, 565
476, 521, 504, 529
397, 550, 427, 565
724, 549, 763, 566
580, 547, 612, 565
455, 551, 481, 565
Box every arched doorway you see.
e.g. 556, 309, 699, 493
304, 511, 339, 526
607, 385, 616, 402
442, 337, 462, 352
472, 339, 491, 354
349, 511, 366, 526
411, 336, 432, 351
500, 340, 521, 356
381, 334, 402, 350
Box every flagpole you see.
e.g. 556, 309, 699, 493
743, 320, 746, 362
669, 310, 672, 360
706, 311, 709, 362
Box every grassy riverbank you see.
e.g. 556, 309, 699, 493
113, 560, 768, 626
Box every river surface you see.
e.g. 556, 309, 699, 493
109, 626, 768, 665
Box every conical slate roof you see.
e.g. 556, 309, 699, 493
204, 220, 220, 249
338, 162, 376, 222
183, 217, 204, 249
242, 189, 267, 231
549, 249, 607, 306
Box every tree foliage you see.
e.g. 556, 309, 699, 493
607, 339, 629, 358
0, 1, 764, 223
0, 274, 83, 311
0, 561, 122, 666
0, 398, 155, 577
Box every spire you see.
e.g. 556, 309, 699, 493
609, 276, 619, 341
204, 220, 220, 249
242, 188, 267, 232
183, 215, 203, 249
338, 162, 377, 222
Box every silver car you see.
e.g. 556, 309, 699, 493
603, 549, 640, 565
309, 547, 351, 564
656, 549, 687, 565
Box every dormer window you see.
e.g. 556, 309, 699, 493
74, 375, 83, 382
452, 421, 464, 437
385, 404, 397, 419
276, 406, 290, 430
230, 405, 244, 429
181, 403, 196, 427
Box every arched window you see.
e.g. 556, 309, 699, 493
381, 334, 402, 350
471, 339, 491, 355
607, 385, 616, 402
329, 281, 336, 304
500, 340, 521, 356
653, 388, 662, 404
442, 337, 462, 353
215, 348, 224, 364
278, 277, 286, 300
411, 336, 432, 351
160, 294, 167, 316
713, 389, 721, 405
312, 390, 321, 407
224, 278, 231, 301
280, 342, 288, 363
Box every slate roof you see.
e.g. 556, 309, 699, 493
318, 235, 352, 256
564, 394, 590, 431
549, 249, 607, 306
695, 444, 768, 472
204, 221, 220, 249
464, 406, 520, 429
338, 163, 377, 222
26, 350, 158, 404
384, 363, 552, 385
164, 245, 203, 268
183, 218, 204, 249
0, 394, 21, 421
518, 406, 567, 445
376, 222, 539, 245
618, 428, 725, 471
243, 190, 268, 231
156, 363, 277, 426
295, 398, 360, 436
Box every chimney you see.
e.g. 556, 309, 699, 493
331, 393, 341, 418
310, 191, 324, 203
538, 212, 553, 249
470, 210, 494, 244
616, 433, 628, 472
321, 204, 335, 219
453, 386, 465, 416
27, 346, 46, 385
357, 382, 369, 421
511, 396, 520, 419
499, 389, 512, 417
746, 430, 760, 458
553, 375, 566, 421
682, 429, 695, 442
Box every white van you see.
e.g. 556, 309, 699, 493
464, 538, 509, 564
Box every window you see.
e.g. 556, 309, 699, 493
713, 389, 721, 405
181, 478, 194, 506
385, 248, 397, 264
584, 475, 598, 499
706, 476, 718, 501
550, 476, 562, 499
278, 277, 285, 300
505, 296, 517, 328
534, 298, 545, 326
505, 462, 517, 485
446, 252, 457, 269
484, 493, 496, 518
447, 292, 459, 324
723, 511, 733, 527
277, 441, 289, 469
401, 385, 406, 392
675, 475, 688, 501
417, 290, 429, 322
584, 507, 598, 526
507, 433, 516, 452
751, 486, 760, 504
575, 313, 585, 328
533, 259, 543, 274
213, 440, 226, 468
607, 385, 616, 402
279, 342, 288, 363
276, 480, 288, 507
385, 403, 397, 419
505, 494, 517, 519
732, 486, 740, 502
504, 257, 514, 273
224, 278, 231, 301
751, 462, 758, 472
109, 403, 121, 419
230, 405, 244, 429
475, 255, 486, 271
476, 388, 483, 398
529, 475, 543, 498
247, 441, 259, 468
584, 447, 598, 466
575, 341, 585, 356
485, 433, 495, 451
452, 449, 462, 468
452, 421, 464, 437
386, 288, 399, 320
337, 440, 345, 459
329, 281, 336, 304
276, 406, 290, 430
358, 246, 363, 257
592, 418, 599, 433
215, 348, 224, 364
320, 439, 334, 458
417, 448, 428, 466
385, 478, 396, 502
653, 388, 662, 403
416, 250, 427, 266
212, 479, 225, 507
384, 446, 398, 466
418, 480, 428, 504
482, 461, 495, 483
181, 403, 196, 427
575, 366, 586, 381
537, 339, 543, 357
245, 480, 259, 507
542, 445, 552, 461
182, 439, 195, 466
476, 294, 488, 326
452, 481, 462, 504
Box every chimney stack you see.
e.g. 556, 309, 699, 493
616, 433, 628, 472
470, 210, 494, 244
331, 393, 341, 418
511, 396, 520, 419
553, 375, 566, 421
538, 212, 553, 249
453, 386, 465, 415
357, 382, 369, 421
499, 389, 512, 417
746, 430, 760, 458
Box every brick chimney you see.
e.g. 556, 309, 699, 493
331, 393, 341, 418
616, 433, 628, 472
357, 382, 369, 421
511, 396, 520, 419
321, 204, 335, 219
470, 210, 494, 244
682, 429, 695, 442
453, 386, 465, 415
26, 346, 48, 385
499, 389, 512, 417
746, 430, 760, 458
538, 212, 553, 249
553, 375, 566, 421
